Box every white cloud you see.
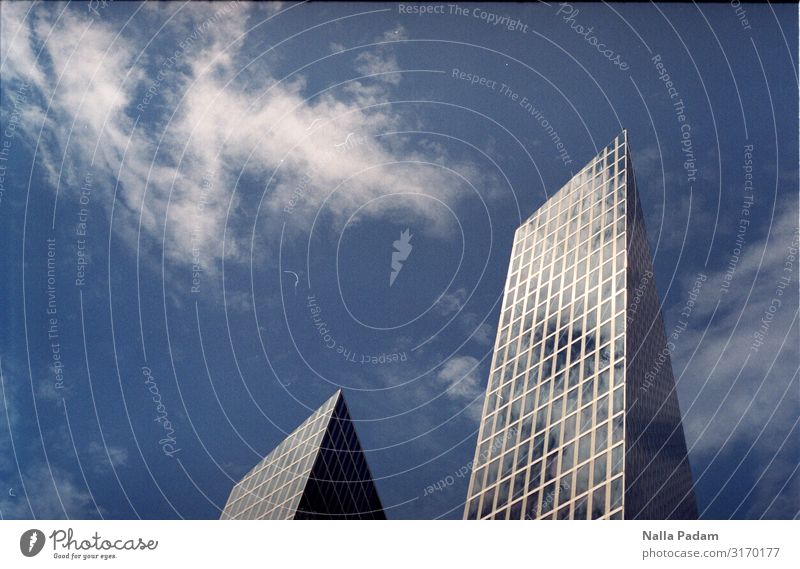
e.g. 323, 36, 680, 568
464, 318, 495, 347
353, 49, 402, 86
0, 1, 46, 90
673, 207, 798, 462
0, 463, 99, 519
436, 355, 483, 400
87, 441, 129, 473
435, 288, 466, 316
0, 355, 100, 519
1, 5, 495, 288
433, 289, 496, 346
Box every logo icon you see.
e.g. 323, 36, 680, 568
20, 529, 45, 557
390, 229, 413, 286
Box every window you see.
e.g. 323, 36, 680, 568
480, 488, 495, 518
578, 433, 592, 463
525, 491, 540, 519
612, 444, 624, 476
593, 452, 608, 486
574, 495, 588, 520
610, 476, 623, 510
595, 420, 609, 454
575, 463, 590, 495
591, 485, 606, 519
580, 406, 593, 435
528, 459, 542, 491
613, 415, 624, 446
561, 442, 575, 472
613, 387, 624, 415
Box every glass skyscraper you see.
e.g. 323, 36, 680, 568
463, 132, 697, 520
221, 390, 385, 519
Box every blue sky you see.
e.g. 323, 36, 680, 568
0, 1, 797, 520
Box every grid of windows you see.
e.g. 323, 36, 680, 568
623, 149, 699, 519
464, 134, 628, 520
295, 410, 385, 519
464, 131, 698, 520
221, 391, 385, 520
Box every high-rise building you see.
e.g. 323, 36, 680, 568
463, 131, 698, 520
221, 390, 386, 519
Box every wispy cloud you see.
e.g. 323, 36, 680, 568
0, 355, 101, 519
666, 205, 798, 517
435, 355, 485, 420
1, 5, 495, 287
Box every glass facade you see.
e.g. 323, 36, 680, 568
463, 132, 697, 520
221, 390, 385, 520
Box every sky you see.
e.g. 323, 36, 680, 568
0, 1, 797, 520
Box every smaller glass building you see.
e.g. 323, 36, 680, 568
221, 390, 385, 519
